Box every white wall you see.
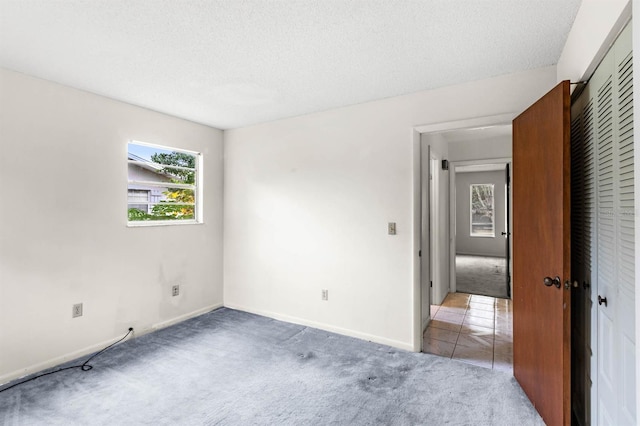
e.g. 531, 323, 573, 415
557, 0, 631, 84
448, 137, 512, 162
455, 170, 507, 257
420, 133, 450, 306
0, 69, 224, 383
224, 66, 557, 351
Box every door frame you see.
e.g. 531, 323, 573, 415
429, 153, 439, 305
412, 113, 517, 351
449, 157, 512, 296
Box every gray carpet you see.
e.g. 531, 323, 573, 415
0, 308, 542, 425
456, 255, 509, 299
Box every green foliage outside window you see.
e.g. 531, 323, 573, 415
128, 151, 197, 222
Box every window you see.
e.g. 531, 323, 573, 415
470, 183, 494, 237
127, 189, 151, 213
127, 141, 202, 226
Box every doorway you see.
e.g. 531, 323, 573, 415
414, 117, 515, 368
423, 157, 514, 371
452, 163, 511, 299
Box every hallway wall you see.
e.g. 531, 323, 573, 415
455, 170, 507, 257
448, 137, 511, 162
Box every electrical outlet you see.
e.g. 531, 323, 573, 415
72, 303, 83, 318
322, 289, 328, 301
172, 285, 180, 297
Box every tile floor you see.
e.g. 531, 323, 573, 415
423, 292, 513, 373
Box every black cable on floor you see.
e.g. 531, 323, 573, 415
0, 327, 134, 394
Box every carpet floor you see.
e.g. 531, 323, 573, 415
0, 308, 542, 425
455, 255, 509, 299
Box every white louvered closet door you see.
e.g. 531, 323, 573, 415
570, 90, 596, 424
571, 21, 635, 425
611, 25, 636, 425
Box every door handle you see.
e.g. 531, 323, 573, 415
598, 295, 608, 307
543, 276, 561, 288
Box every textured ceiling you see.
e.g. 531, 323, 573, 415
0, 0, 581, 129
442, 125, 512, 144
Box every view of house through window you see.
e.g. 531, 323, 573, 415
127, 141, 201, 225
470, 183, 494, 237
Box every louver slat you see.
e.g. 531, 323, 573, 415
597, 76, 615, 290
616, 51, 635, 297
571, 114, 584, 268
583, 102, 595, 270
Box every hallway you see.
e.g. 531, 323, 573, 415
455, 255, 508, 299
423, 292, 513, 373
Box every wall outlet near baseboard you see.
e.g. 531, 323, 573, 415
172, 285, 180, 297
72, 303, 83, 318
321, 289, 328, 301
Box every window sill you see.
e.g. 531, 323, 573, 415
127, 220, 203, 228
470, 234, 495, 238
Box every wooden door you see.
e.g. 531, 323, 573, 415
512, 80, 571, 426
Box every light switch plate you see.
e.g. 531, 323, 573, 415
72, 303, 83, 318
388, 222, 396, 235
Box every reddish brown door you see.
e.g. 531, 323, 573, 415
512, 80, 571, 426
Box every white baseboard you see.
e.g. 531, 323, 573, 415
0, 303, 223, 386
151, 303, 223, 332
223, 302, 415, 352
2, 301, 413, 385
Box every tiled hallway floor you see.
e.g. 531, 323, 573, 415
423, 292, 513, 373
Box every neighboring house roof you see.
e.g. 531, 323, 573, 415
128, 153, 174, 183
128, 152, 164, 172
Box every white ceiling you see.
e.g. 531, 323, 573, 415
440, 124, 512, 144
0, 0, 581, 130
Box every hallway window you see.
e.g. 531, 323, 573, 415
470, 183, 494, 237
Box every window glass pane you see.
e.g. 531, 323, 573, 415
149, 201, 195, 220
156, 165, 196, 184
128, 141, 200, 224
470, 184, 494, 237
128, 144, 176, 162
128, 189, 149, 203
128, 164, 173, 185
128, 205, 149, 218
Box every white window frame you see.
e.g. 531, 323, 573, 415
470, 183, 495, 238
127, 140, 203, 227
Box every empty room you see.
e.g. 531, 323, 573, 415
0, 1, 638, 425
